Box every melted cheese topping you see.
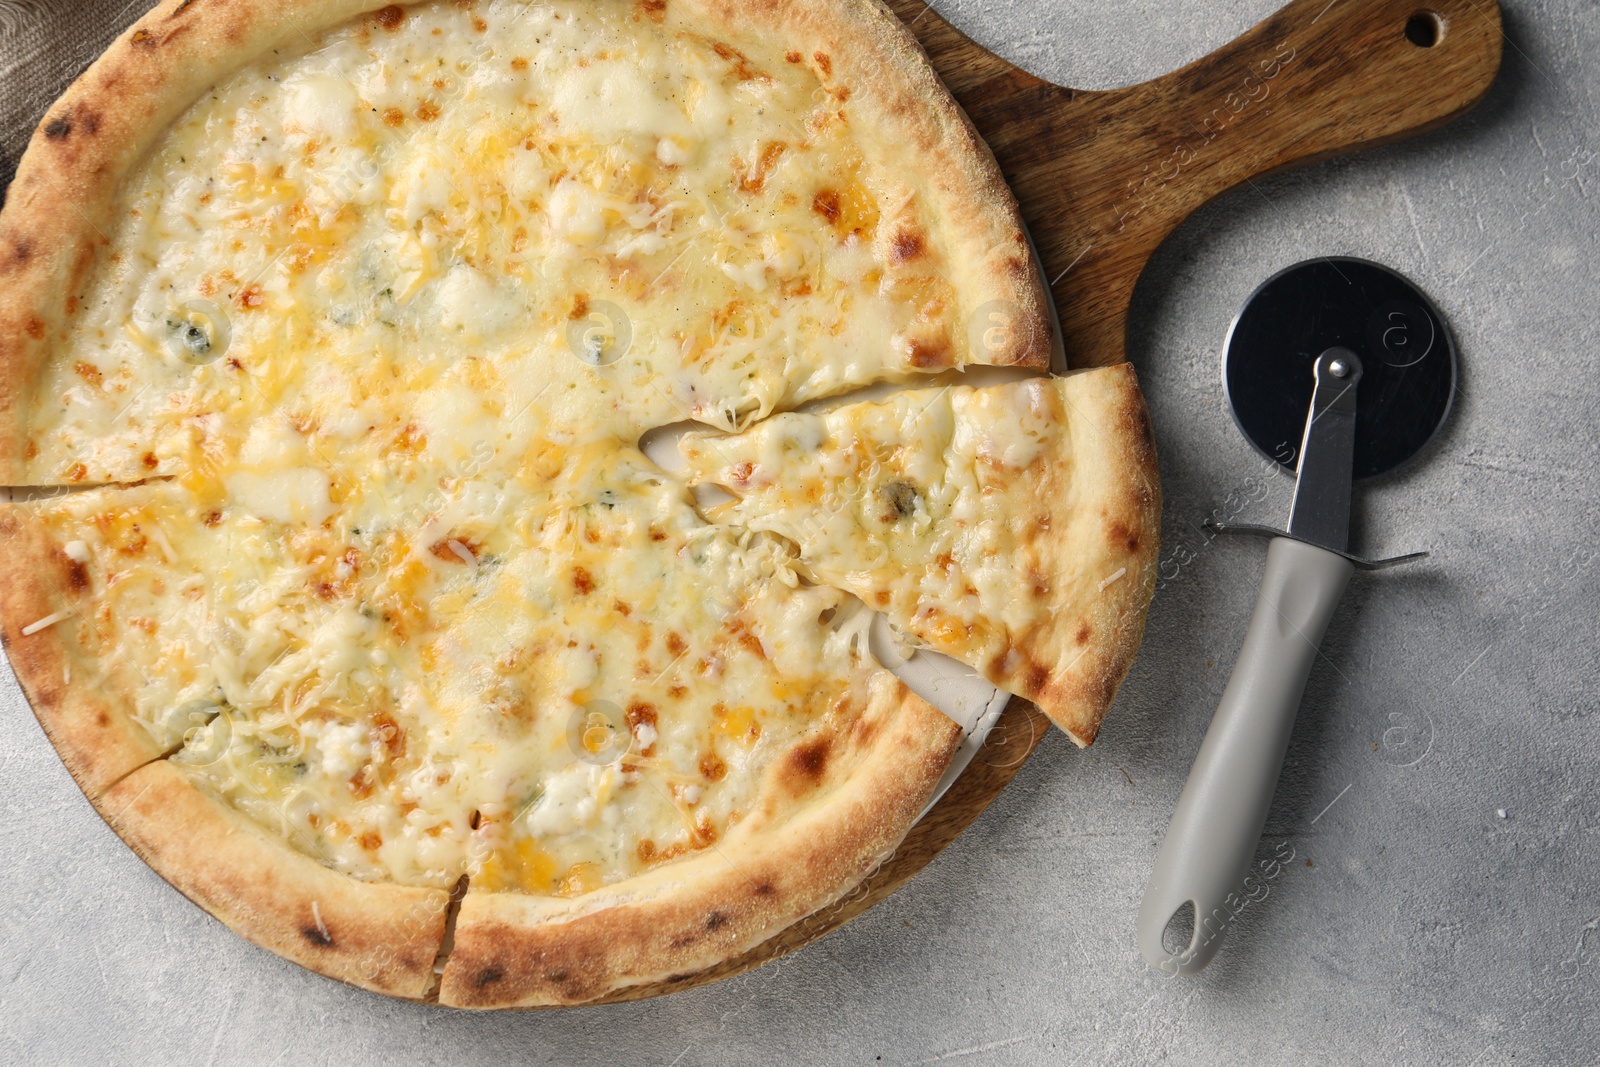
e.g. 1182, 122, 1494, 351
14, 0, 984, 891
28, 0, 969, 485
33, 461, 880, 890
681, 377, 1067, 658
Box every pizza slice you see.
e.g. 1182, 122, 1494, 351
679, 365, 1160, 745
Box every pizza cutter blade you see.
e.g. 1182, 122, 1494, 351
1137, 257, 1456, 974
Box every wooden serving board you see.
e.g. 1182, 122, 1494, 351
596, 0, 1503, 1004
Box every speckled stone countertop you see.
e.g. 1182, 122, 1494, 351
2, 0, 1596, 1062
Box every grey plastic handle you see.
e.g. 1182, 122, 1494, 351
1138, 536, 1355, 974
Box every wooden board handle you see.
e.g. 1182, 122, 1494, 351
888, 0, 1503, 367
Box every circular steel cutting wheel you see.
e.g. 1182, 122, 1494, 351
1222, 256, 1457, 479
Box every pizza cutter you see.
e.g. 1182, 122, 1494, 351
1137, 257, 1456, 974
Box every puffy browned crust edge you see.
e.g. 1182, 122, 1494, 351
0, 0, 1048, 484
702, 0, 1051, 371
439, 670, 961, 1008
999, 364, 1161, 745
0, 501, 166, 796
97, 759, 449, 999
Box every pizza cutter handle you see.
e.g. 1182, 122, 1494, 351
1137, 537, 1354, 975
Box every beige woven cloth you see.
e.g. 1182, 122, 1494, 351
0, 0, 154, 195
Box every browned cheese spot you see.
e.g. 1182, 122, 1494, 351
905, 337, 951, 369
375, 5, 405, 29
373, 711, 406, 762
812, 189, 840, 224
572, 566, 594, 595
710, 42, 758, 81
626, 701, 658, 737
738, 142, 786, 194
428, 536, 479, 563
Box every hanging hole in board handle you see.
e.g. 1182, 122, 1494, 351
1405, 10, 1443, 48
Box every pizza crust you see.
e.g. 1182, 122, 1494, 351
440, 671, 960, 1008
1004, 363, 1160, 744
0, 503, 167, 796
0, 0, 1048, 485
98, 759, 450, 999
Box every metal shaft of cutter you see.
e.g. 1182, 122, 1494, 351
1286, 348, 1363, 554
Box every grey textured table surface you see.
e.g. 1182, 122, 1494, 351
2, 0, 1596, 1063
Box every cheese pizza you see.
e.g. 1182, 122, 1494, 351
680, 369, 1159, 746
0, 0, 1155, 1007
